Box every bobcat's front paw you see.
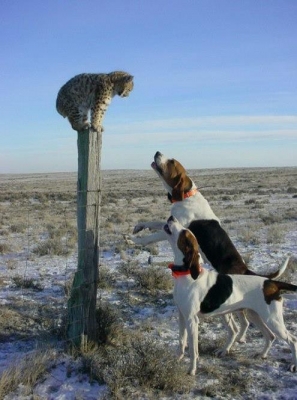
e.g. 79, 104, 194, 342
71, 122, 90, 132
91, 124, 104, 133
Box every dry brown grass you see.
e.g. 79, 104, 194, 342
83, 329, 193, 399
134, 265, 173, 293
0, 349, 57, 399
0, 167, 296, 398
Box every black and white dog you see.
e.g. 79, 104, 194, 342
129, 152, 289, 343
164, 216, 296, 376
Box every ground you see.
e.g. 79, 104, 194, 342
0, 167, 296, 399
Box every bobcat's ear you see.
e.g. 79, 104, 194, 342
126, 75, 134, 81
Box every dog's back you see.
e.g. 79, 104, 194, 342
188, 219, 247, 275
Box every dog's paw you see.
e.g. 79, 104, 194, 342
289, 364, 297, 373
123, 235, 136, 246
187, 368, 196, 376
124, 235, 145, 246
133, 223, 147, 234
214, 348, 229, 357
251, 352, 267, 360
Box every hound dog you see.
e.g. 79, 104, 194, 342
187, 219, 289, 342
129, 151, 288, 342
130, 151, 286, 279
130, 151, 219, 246
164, 216, 296, 376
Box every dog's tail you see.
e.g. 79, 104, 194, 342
263, 277, 297, 304
274, 281, 297, 293
245, 256, 290, 279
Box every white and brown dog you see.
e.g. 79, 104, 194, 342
131, 151, 286, 279
164, 216, 296, 375
131, 151, 219, 246
129, 151, 288, 342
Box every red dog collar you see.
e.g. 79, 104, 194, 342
168, 262, 203, 279
168, 263, 191, 278
171, 188, 198, 203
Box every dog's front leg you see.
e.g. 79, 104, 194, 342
128, 230, 168, 246
178, 309, 187, 361
186, 316, 199, 376
133, 221, 166, 234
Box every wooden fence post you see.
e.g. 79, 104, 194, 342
67, 127, 102, 348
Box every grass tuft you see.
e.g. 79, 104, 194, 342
134, 265, 173, 293
84, 331, 193, 398
33, 238, 71, 256
0, 349, 57, 399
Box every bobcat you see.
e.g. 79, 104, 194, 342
56, 71, 134, 132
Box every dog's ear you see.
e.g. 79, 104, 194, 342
167, 193, 173, 203
171, 174, 184, 202
187, 244, 200, 281
171, 174, 193, 202
178, 230, 201, 280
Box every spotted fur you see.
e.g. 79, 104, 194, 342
56, 71, 134, 132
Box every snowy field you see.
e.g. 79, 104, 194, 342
0, 167, 296, 399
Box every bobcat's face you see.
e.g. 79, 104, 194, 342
117, 78, 134, 97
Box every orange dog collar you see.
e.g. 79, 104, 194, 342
171, 188, 198, 203
168, 263, 191, 278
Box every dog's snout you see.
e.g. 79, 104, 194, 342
154, 151, 163, 161
163, 223, 171, 235
168, 215, 177, 223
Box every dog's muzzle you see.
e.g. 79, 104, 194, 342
152, 151, 164, 174
164, 216, 177, 235
163, 223, 172, 235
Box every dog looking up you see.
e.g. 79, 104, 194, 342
129, 151, 290, 343
187, 219, 290, 343
130, 151, 219, 246
164, 216, 296, 376
131, 151, 287, 281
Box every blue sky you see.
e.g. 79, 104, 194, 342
1, 0, 296, 173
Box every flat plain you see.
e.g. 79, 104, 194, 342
0, 167, 296, 399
